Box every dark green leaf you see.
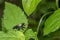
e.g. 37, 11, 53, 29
37, 0, 56, 14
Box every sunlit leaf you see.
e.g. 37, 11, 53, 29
0, 31, 25, 40
22, 0, 41, 16
44, 9, 60, 35
2, 2, 28, 31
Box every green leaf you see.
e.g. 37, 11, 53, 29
0, 31, 25, 40
22, 0, 41, 16
2, 2, 28, 31
25, 29, 38, 40
44, 9, 60, 35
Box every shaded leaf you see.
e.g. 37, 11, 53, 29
22, 0, 41, 16
44, 9, 60, 35
37, 0, 56, 14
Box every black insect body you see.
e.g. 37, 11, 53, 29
13, 23, 25, 30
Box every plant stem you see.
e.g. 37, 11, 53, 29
37, 14, 47, 32
56, 0, 59, 9
36, 12, 53, 33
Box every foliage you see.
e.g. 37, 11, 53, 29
22, 0, 41, 16
0, 31, 25, 40
25, 29, 38, 40
0, 0, 60, 40
2, 2, 28, 31
44, 9, 60, 35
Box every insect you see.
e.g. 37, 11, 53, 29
13, 23, 25, 30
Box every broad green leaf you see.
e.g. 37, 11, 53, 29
44, 9, 60, 35
22, 0, 41, 16
25, 29, 38, 40
0, 31, 25, 40
2, 2, 28, 31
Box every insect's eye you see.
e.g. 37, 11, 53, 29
29, 38, 35, 40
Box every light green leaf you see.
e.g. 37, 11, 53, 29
25, 29, 38, 40
22, 0, 41, 16
44, 9, 60, 35
0, 31, 25, 40
2, 2, 28, 31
